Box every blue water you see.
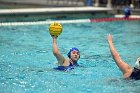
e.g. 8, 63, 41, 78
0, 20, 140, 93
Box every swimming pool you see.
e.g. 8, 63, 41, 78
0, 20, 140, 93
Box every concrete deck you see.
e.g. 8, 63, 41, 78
0, 7, 113, 15
115, 14, 140, 18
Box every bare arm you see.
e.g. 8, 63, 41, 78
107, 34, 132, 77
52, 36, 65, 65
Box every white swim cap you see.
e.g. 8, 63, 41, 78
134, 57, 140, 69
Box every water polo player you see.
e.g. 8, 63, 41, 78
107, 34, 140, 80
49, 22, 80, 71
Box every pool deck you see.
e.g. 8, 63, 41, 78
0, 7, 113, 15
115, 14, 140, 18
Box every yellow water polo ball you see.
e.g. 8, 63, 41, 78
49, 22, 62, 36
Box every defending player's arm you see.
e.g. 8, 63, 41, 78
107, 34, 132, 78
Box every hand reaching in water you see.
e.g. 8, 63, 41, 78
107, 34, 113, 44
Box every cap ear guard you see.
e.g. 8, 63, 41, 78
67, 51, 70, 58
67, 53, 70, 58
134, 57, 140, 70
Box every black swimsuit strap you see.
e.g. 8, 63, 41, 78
130, 68, 140, 80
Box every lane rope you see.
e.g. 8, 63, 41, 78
0, 19, 90, 26
0, 17, 140, 26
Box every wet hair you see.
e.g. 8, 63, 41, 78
67, 47, 80, 58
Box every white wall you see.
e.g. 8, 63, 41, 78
0, 0, 49, 5
0, 0, 85, 6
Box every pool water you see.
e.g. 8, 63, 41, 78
0, 20, 140, 93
